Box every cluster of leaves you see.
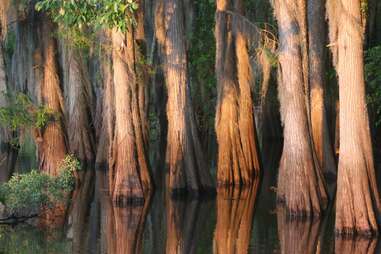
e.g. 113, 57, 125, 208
0, 155, 80, 213
0, 92, 56, 131
365, 45, 381, 127
35, 0, 139, 32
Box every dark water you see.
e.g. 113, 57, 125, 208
0, 144, 380, 254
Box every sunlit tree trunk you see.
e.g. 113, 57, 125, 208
308, 0, 336, 179
110, 4, 152, 204
327, 0, 381, 236
273, 0, 327, 217
214, 0, 261, 187
38, 17, 68, 176
163, 0, 213, 195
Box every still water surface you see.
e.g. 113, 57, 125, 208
0, 145, 379, 254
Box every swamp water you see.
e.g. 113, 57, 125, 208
0, 144, 379, 254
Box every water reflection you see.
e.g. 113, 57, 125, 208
165, 196, 213, 254
102, 194, 151, 254
277, 209, 321, 254
213, 183, 259, 254
335, 238, 379, 254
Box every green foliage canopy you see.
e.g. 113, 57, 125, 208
35, 0, 139, 32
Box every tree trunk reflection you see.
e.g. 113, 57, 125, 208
277, 209, 321, 254
101, 192, 151, 254
165, 197, 211, 254
335, 238, 379, 254
213, 182, 259, 254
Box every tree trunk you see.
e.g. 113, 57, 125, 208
111, 10, 152, 204
273, 0, 327, 217
327, 0, 381, 236
214, 0, 261, 187
163, 0, 213, 195
308, 0, 336, 180
38, 17, 68, 176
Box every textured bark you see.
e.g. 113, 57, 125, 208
327, 0, 381, 236
277, 210, 321, 254
213, 183, 259, 254
111, 7, 152, 204
163, 0, 213, 195
273, 0, 327, 217
215, 0, 261, 187
308, 0, 336, 179
38, 17, 68, 176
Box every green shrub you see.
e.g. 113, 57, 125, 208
0, 155, 80, 213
